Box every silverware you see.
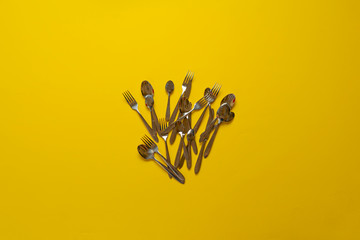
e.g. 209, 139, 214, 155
159, 118, 171, 164
123, 90, 158, 142
220, 93, 236, 108
165, 81, 174, 121
169, 71, 194, 124
204, 105, 235, 158
138, 144, 183, 183
169, 97, 191, 145
179, 112, 192, 169
174, 122, 189, 168
193, 84, 221, 134
141, 81, 160, 133
195, 106, 214, 174
176, 94, 209, 121
141, 135, 185, 183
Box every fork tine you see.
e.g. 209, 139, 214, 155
124, 91, 131, 103
214, 84, 221, 96
127, 91, 135, 103
189, 72, 194, 83
123, 92, 130, 104
141, 136, 151, 147
183, 71, 190, 84
210, 83, 216, 92
145, 135, 154, 145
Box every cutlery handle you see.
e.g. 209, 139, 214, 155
204, 123, 221, 158
136, 110, 158, 142
177, 109, 193, 122
153, 158, 183, 184
169, 97, 181, 124
174, 136, 184, 168
179, 151, 185, 169
191, 139, 198, 155
193, 105, 208, 134
152, 108, 161, 133
195, 140, 206, 174
165, 140, 171, 164
169, 124, 178, 144
157, 151, 185, 182
166, 93, 171, 121
185, 141, 191, 170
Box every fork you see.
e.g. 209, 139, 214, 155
193, 83, 221, 134
176, 94, 210, 122
174, 122, 190, 168
169, 71, 194, 124
141, 135, 184, 182
123, 91, 158, 142
158, 118, 171, 164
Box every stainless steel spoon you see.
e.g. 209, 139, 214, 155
165, 80, 174, 121
204, 106, 235, 158
195, 105, 214, 174
142, 81, 160, 133
137, 144, 184, 184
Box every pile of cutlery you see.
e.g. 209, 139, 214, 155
123, 71, 236, 184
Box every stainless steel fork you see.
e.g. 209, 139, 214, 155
123, 91, 158, 142
159, 118, 171, 164
169, 71, 194, 124
176, 94, 210, 121
193, 83, 221, 134
141, 135, 185, 182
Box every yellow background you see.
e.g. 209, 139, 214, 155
1, 0, 360, 239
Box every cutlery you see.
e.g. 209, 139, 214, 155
176, 94, 210, 121
159, 118, 171, 164
192, 84, 221, 134
220, 93, 236, 109
195, 106, 214, 174
169, 97, 191, 144
123, 90, 158, 142
141, 135, 185, 183
199, 93, 234, 142
138, 144, 183, 184
174, 122, 189, 168
204, 105, 235, 158
169, 71, 194, 124
165, 81, 174, 121
141, 81, 161, 133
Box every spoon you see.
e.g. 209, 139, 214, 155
142, 81, 160, 133
199, 93, 236, 142
195, 105, 214, 174
165, 81, 174, 121
137, 144, 184, 184
220, 93, 236, 109
204, 105, 235, 158
141, 80, 154, 96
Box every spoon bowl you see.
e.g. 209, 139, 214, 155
141, 80, 154, 96
165, 80, 174, 94
221, 94, 236, 109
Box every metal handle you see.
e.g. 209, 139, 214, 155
185, 141, 191, 170
199, 117, 217, 142
191, 139, 198, 155
136, 110, 158, 142
165, 140, 171, 164
195, 140, 206, 174
204, 122, 221, 158
193, 105, 209, 134
166, 93, 171, 121
153, 158, 183, 184
174, 136, 184, 168
169, 96, 181, 124
157, 151, 185, 183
